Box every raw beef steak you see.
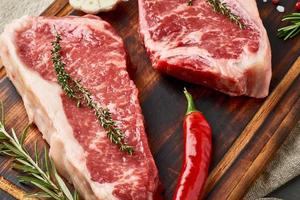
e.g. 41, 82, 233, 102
0, 15, 159, 200
138, 0, 272, 98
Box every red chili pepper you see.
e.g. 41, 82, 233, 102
296, 1, 300, 11
173, 89, 212, 200
272, 0, 280, 5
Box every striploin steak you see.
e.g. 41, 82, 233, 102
0, 15, 159, 200
138, 0, 272, 98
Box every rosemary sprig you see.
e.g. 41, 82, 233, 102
206, 0, 246, 29
277, 13, 300, 40
0, 102, 79, 200
51, 32, 134, 155
51, 34, 76, 99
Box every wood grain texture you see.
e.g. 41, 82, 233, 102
40, 0, 69, 16
0, 68, 5, 80
0, 176, 36, 200
204, 57, 300, 199
206, 59, 300, 200
0, 0, 299, 200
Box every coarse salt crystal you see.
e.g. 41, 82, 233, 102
276, 5, 285, 13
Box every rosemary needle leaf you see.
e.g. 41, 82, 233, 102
15, 158, 33, 167
3, 142, 21, 155
44, 147, 50, 177
50, 159, 74, 200
206, 0, 246, 29
285, 26, 299, 39
0, 110, 79, 200
27, 191, 52, 198
11, 129, 20, 145
31, 173, 48, 183
73, 191, 80, 200
0, 134, 6, 140
278, 13, 300, 40
20, 124, 31, 145
18, 176, 52, 193
0, 151, 15, 157
13, 163, 37, 174
53, 168, 74, 200
22, 178, 60, 200
34, 141, 39, 164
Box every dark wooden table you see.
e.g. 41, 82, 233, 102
0, 0, 299, 200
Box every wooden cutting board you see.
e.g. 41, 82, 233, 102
0, 1, 299, 199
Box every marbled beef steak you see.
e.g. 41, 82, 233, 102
0, 15, 159, 200
139, 0, 272, 98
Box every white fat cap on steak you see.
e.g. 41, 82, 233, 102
69, 0, 123, 13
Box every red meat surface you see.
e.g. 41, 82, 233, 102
0, 15, 159, 200
139, 0, 272, 97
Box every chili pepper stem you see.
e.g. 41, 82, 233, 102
183, 88, 198, 115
